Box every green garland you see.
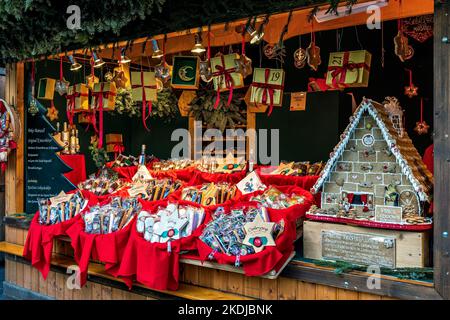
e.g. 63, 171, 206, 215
309, 259, 434, 282
189, 90, 246, 132
89, 137, 110, 168
0, 0, 356, 62
148, 87, 179, 121
113, 87, 141, 117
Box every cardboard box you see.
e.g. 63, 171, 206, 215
93, 82, 117, 111
131, 71, 157, 102
250, 68, 285, 107
326, 50, 371, 88
67, 83, 89, 111
211, 53, 244, 92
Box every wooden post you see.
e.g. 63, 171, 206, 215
434, 2, 450, 299
5, 62, 25, 215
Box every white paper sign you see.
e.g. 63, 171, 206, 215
236, 171, 266, 195
132, 165, 153, 182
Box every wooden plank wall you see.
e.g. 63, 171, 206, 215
433, 2, 450, 299
4, 225, 394, 300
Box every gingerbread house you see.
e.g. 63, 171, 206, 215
309, 97, 433, 222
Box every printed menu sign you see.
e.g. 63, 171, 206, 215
25, 100, 75, 214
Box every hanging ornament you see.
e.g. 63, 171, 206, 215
200, 30, 213, 83
112, 67, 128, 89
306, 21, 321, 71
414, 98, 430, 135
104, 69, 113, 82
55, 57, 70, 96
234, 31, 253, 78
155, 38, 171, 84
263, 43, 276, 59
46, 104, 59, 121
86, 58, 99, 91
293, 34, 306, 69
28, 61, 39, 116
403, 15, 433, 43
394, 19, 414, 62
404, 69, 418, 98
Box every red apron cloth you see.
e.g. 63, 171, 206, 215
240, 185, 315, 222
117, 199, 209, 290
196, 201, 298, 276
22, 190, 95, 279
23, 213, 82, 280
59, 154, 87, 186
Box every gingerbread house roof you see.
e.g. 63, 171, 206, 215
311, 98, 434, 202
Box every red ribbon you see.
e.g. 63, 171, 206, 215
328, 52, 370, 89
59, 56, 64, 81
250, 68, 284, 116
420, 98, 424, 123
66, 89, 88, 126
92, 83, 116, 149
212, 55, 235, 109
131, 71, 156, 131
107, 142, 125, 159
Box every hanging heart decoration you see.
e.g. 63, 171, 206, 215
403, 15, 433, 43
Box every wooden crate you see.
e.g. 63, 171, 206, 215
303, 221, 430, 268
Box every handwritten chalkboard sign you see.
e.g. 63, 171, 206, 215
25, 97, 75, 214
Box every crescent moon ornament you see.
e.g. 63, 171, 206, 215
178, 66, 195, 82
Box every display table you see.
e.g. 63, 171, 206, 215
59, 154, 87, 186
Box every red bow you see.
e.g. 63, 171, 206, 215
131, 71, 156, 131
250, 68, 284, 116
109, 142, 125, 159
66, 90, 88, 126
92, 84, 116, 149
328, 52, 369, 89
212, 55, 235, 109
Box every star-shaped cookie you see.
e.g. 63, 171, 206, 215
242, 214, 275, 253
153, 207, 188, 243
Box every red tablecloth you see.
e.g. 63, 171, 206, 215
59, 154, 87, 186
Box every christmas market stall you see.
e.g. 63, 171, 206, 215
1, 0, 449, 300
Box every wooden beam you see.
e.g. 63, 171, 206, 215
5, 62, 24, 215
31, 0, 432, 63
433, 2, 450, 300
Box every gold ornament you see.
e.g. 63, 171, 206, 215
414, 121, 430, 135
46, 105, 59, 121
404, 84, 419, 98
178, 66, 195, 82
293, 48, 307, 69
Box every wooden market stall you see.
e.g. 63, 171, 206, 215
1, 0, 448, 300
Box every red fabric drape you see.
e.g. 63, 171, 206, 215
22, 190, 95, 279
188, 168, 247, 185
59, 154, 87, 186
195, 201, 300, 276
66, 201, 135, 287
117, 199, 209, 290
23, 213, 82, 280
239, 185, 315, 222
